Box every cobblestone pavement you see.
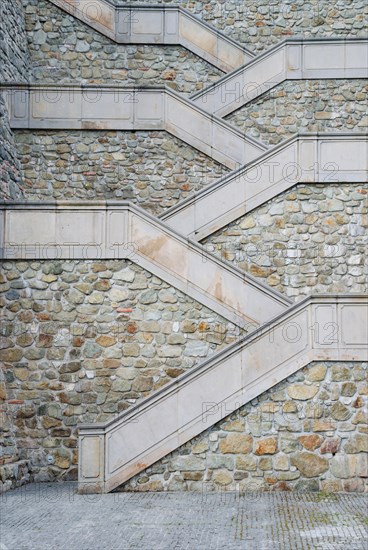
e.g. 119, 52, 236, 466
1, 483, 367, 550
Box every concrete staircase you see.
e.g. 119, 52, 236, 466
46, 0, 254, 72
77, 294, 367, 493
2, 84, 266, 169
2, 0, 367, 494
46, 1, 367, 109
0, 201, 290, 327
161, 133, 368, 240
191, 38, 368, 116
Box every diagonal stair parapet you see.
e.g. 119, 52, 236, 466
46, 0, 254, 72
1, 84, 266, 169
160, 133, 368, 241
191, 38, 368, 117
76, 294, 368, 493
0, 201, 291, 328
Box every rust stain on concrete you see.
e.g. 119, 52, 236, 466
138, 234, 167, 258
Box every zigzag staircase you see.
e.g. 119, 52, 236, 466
2, 0, 367, 493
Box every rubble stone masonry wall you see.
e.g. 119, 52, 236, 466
121, 361, 368, 493
15, 130, 228, 215
22, 0, 223, 91
0, 0, 30, 489
14, 79, 367, 208
0, 259, 236, 486
203, 183, 367, 299
0, 0, 29, 200
227, 80, 367, 146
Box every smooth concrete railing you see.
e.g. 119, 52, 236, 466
0, 201, 290, 327
77, 294, 368, 493
1, 85, 266, 169
191, 38, 368, 117
161, 133, 368, 240
47, 1, 254, 72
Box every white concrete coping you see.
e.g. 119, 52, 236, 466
1, 84, 266, 169
191, 37, 368, 116
77, 294, 368, 492
0, 201, 291, 327
46, 0, 254, 72
161, 133, 368, 240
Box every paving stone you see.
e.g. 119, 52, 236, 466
2, 484, 368, 550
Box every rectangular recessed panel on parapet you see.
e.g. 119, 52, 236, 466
81, 89, 133, 129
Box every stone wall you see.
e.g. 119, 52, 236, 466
1, 353, 33, 493
0, 0, 29, 200
0, 259, 238, 482
14, 130, 228, 214
0, 367, 18, 465
22, 0, 223, 91
14, 79, 367, 206
227, 80, 368, 146
129, 0, 367, 52
203, 183, 368, 299
0, 0, 30, 82
0, 460, 33, 493
0, 96, 24, 200
121, 361, 368, 493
